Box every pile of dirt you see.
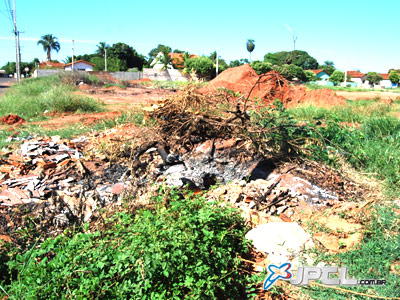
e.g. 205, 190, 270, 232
203, 64, 345, 107
1, 114, 25, 125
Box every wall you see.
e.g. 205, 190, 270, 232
143, 68, 189, 81
108, 72, 142, 81
34, 69, 64, 77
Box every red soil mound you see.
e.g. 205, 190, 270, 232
204, 64, 345, 107
1, 114, 25, 125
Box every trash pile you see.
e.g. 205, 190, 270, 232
0, 136, 131, 236
0, 82, 368, 262
202, 64, 346, 107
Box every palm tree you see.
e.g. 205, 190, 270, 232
37, 34, 61, 62
96, 41, 108, 56
246, 39, 255, 62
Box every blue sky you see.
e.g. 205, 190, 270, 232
0, 0, 399, 73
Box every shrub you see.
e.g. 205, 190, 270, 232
184, 56, 214, 79
4, 189, 255, 299
250, 61, 272, 75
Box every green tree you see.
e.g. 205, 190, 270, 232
229, 59, 249, 68
250, 60, 272, 75
366, 72, 383, 87
95, 41, 108, 57
148, 44, 172, 63
107, 42, 146, 70
263, 53, 280, 65
90, 57, 127, 72
264, 50, 318, 70
304, 70, 317, 82
173, 49, 185, 53
159, 50, 173, 70
319, 60, 335, 75
246, 39, 255, 61
184, 56, 214, 79
389, 70, 400, 85
329, 70, 345, 86
37, 34, 61, 61
274, 64, 306, 81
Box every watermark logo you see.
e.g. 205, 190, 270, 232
263, 263, 292, 290
263, 263, 386, 290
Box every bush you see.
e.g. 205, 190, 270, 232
184, 56, 214, 79
0, 76, 104, 118
250, 61, 272, 75
274, 64, 306, 81
4, 189, 255, 299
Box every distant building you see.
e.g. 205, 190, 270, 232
347, 71, 366, 87
38, 61, 65, 69
309, 69, 330, 81
150, 52, 199, 70
63, 60, 95, 71
0, 70, 7, 77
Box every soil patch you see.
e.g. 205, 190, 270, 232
203, 64, 346, 107
1, 114, 25, 125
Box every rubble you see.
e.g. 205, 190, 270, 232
0, 135, 132, 237
1, 114, 25, 125
245, 222, 315, 269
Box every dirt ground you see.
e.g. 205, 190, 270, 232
33, 85, 176, 128
336, 90, 400, 102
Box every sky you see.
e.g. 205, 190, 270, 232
0, 0, 399, 73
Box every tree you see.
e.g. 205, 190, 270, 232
95, 41, 108, 57
274, 64, 307, 81
263, 53, 280, 66
366, 72, 383, 87
107, 43, 146, 70
329, 70, 345, 86
159, 50, 173, 70
184, 56, 214, 79
264, 50, 318, 70
90, 57, 127, 72
319, 60, 335, 75
148, 44, 172, 63
246, 39, 255, 61
37, 34, 61, 61
173, 49, 185, 53
389, 70, 400, 85
304, 70, 317, 82
250, 61, 272, 75
229, 59, 249, 68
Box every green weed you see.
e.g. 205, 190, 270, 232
3, 189, 257, 299
0, 76, 104, 120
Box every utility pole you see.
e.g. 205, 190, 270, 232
105, 48, 107, 71
216, 49, 219, 77
72, 40, 74, 72
13, 0, 20, 82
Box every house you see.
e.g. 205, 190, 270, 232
150, 52, 198, 70
309, 69, 330, 81
347, 71, 366, 87
38, 61, 65, 69
63, 60, 95, 71
377, 73, 395, 88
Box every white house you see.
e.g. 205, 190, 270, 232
378, 73, 395, 88
64, 60, 95, 71
347, 71, 366, 87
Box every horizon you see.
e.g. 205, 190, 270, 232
0, 0, 399, 73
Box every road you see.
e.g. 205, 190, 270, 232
0, 77, 16, 96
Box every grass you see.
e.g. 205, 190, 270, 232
0, 110, 145, 149
0, 75, 105, 120
302, 204, 400, 299
287, 99, 400, 299
138, 80, 199, 90
305, 83, 400, 93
